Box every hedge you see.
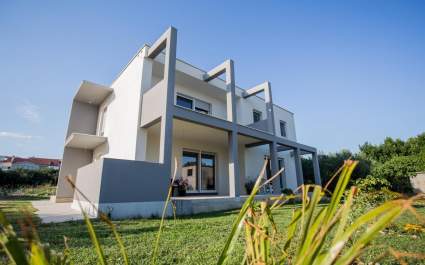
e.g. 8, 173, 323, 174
0, 168, 58, 188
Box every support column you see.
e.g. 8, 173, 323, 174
228, 131, 239, 197
135, 48, 153, 161
312, 152, 322, 185
203, 59, 239, 197
264, 82, 276, 135
148, 27, 177, 173
226, 60, 240, 197
269, 141, 280, 194
294, 148, 304, 187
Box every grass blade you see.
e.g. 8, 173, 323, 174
216, 160, 269, 265
0, 210, 30, 265
29, 242, 48, 265
82, 210, 107, 265
99, 214, 129, 265
151, 158, 178, 265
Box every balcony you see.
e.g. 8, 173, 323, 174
74, 80, 112, 105
65, 133, 107, 150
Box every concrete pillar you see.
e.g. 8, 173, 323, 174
269, 141, 280, 194
280, 158, 287, 190
226, 60, 240, 197
228, 131, 240, 197
312, 152, 322, 185
203, 59, 239, 197
157, 28, 177, 173
294, 148, 304, 187
135, 48, 153, 161
264, 82, 276, 135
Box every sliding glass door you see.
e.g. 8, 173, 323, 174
182, 151, 198, 191
201, 153, 215, 191
182, 150, 216, 193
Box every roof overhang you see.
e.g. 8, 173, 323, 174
65, 133, 107, 149
74, 81, 113, 105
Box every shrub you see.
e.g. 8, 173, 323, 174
281, 188, 294, 195
302, 150, 371, 191
371, 155, 425, 193
217, 160, 422, 264
350, 176, 399, 221
244, 180, 255, 194
0, 168, 58, 188
355, 175, 391, 192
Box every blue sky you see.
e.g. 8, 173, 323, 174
1, 1, 424, 158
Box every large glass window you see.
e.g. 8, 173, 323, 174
176, 93, 211, 115
182, 151, 198, 191
176, 95, 193, 109
181, 150, 216, 192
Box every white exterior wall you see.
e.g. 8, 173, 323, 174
273, 106, 297, 141
236, 96, 267, 126
93, 53, 144, 161
86, 47, 300, 192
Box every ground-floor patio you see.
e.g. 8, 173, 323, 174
56, 115, 321, 219
33, 194, 274, 223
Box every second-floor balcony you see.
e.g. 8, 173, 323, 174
142, 58, 295, 139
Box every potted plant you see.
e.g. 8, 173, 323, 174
173, 178, 189, 196
245, 180, 255, 195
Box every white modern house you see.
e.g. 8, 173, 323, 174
55, 27, 321, 219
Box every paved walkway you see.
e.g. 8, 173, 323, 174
32, 200, 84, 223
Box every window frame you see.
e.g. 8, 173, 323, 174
176, 93, 212, 115
182, 148, 217, 193
176, 94, 194, 110
279, 120, 287, 137
182, 150, 199, 192
253, 109, 262, 123
99, 106, 108, 136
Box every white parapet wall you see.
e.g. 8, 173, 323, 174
71, 200, 173, 219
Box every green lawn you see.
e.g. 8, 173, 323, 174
1, 198, 424, 264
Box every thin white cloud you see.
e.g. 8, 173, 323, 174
0, 131, 39, 140
16, 101, 41, 123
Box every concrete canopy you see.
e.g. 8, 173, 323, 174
74, 80, 113, 105
65, 133, 107, 149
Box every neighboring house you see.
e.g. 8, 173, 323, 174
0, 157, 13, 170
28, 157, 61, 170
0, 156, 61, 171
55, 27, 321, 218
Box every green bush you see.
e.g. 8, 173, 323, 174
355, 175, 391, 192
0, 168, 58, 188
370, 155, 425, 193
302, 150, 371, 191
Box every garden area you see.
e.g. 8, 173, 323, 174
1, 196, 424, 264
1, 133, 425, 264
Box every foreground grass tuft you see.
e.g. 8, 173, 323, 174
1, 161, 425, 264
